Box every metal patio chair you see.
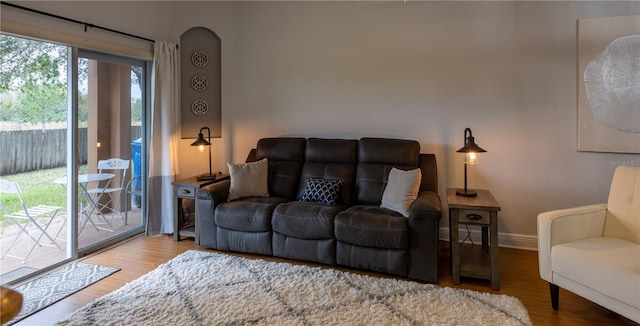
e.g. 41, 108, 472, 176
0, 179, 62, 262
86, 158, 130, 224
124, 175, 142, 226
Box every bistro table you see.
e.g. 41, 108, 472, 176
54, 173, 115, 233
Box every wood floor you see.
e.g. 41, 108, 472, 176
13, 235, 635, 326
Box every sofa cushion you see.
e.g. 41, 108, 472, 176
217, 228, 272, 256
299, 177, 343, 206
272, 202, 345, 239
256, 138, 306, 200
227, 158, 269, 201
358, 138, 420, 166
215, 197, 288, 232
552, 237, 640, 309
356, 138, 420, 205
298, 138, 358, 205
334, 206, 409, 250
380, 167, 422, 217
336, 242, 408, 277
273, 233, 336, 265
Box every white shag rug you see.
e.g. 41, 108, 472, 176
55, 250, 532, 326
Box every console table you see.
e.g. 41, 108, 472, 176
172, 173, 229, 243
446, 188, 501, 290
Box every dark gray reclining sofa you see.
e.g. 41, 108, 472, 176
196, 137, 442, 282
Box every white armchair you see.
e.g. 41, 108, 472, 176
537, 166, 640, 323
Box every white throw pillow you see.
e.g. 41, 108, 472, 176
227, 158, 269, 201
380, 167, 422, 217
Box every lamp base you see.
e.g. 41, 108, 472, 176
456, 189, 478, 197
196, 173, 218, 181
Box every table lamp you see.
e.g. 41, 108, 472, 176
456, 128, 486, 197
190, 126, 217, 181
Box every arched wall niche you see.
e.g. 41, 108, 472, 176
180, 27, 222, 139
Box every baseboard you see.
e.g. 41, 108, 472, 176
439, 227, 538, 251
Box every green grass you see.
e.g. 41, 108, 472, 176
0, 166, 87, 221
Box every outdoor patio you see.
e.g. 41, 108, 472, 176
0, 208, 142, 284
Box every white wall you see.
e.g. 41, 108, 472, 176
230, 1, 640, 248
3, 1, 639, 249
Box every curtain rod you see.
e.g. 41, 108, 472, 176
1, 1, 155, 44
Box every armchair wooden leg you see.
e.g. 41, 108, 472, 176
550, 283, 559, 310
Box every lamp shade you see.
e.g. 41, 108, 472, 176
190, 131, 211, 147
456, 129, 486, 154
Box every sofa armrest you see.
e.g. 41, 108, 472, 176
407, 191, 443, 282
537, 203, 607, 281
410, 190, 442, 216
196, 180, 231, 249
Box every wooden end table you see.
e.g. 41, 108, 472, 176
172, 173, 229, 243
446, 188, 501, 290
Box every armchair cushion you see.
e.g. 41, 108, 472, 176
604, 165, 640, 243
552, 237, 640, 310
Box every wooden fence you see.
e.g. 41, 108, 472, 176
0, 127, 141, 176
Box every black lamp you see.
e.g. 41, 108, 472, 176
190, 126, 217, 181
456, 128, 486, 197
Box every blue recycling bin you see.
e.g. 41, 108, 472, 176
131, 138, 142, 208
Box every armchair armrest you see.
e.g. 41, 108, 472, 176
537, 203, 607, 281
196, 180, 230, 249
407, 190, 443, 282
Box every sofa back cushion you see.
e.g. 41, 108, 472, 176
604, 166, 640, 243
355, 138, 420, 205
298, 138, 358, 205
256, 138, 306, 200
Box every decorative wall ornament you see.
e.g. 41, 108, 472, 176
578, 15, 640, 154
191, 74, 208, 92
191, 50, 209, 68
191, 99, 209, 116
584, 35, 640, 134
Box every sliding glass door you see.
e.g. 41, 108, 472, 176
76, 50, 147, 253
0, 35, 72, 283
0, 34, 148, 284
